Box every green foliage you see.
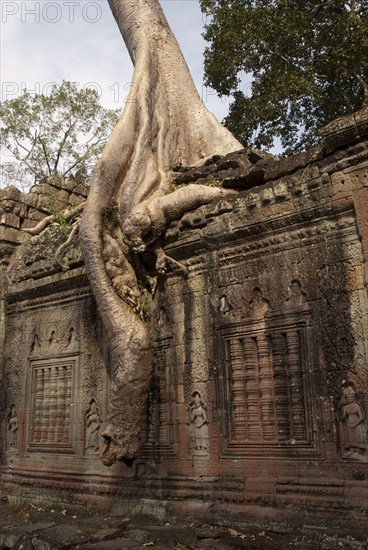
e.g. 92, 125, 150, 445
200, 1, 368, 155
0, 81, 119, 188
48, 202, 72, 236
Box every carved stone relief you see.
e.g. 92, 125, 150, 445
188, 391, 209, 453
28, 359, 76, 450
29, 323, 80, 358
246, 287, 270, 319
216, 282, 315, 456
25, 321, 81, 452
318, 263, 356, 392
7, 404, 19, 451
141, 337, 177, 455
85, 398, 101, 453
285, 280, 308, 309
337, 385, 368, 463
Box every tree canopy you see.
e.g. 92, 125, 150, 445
200, 0, 368, 155
0, 81, 119, 188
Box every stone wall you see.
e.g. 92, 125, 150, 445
1, 109, 367, 517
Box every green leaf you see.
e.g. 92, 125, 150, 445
200, 0, 368, 154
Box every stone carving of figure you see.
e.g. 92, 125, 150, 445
286, 279, 307, 308
30, 333, 41, 354
219, 295, 232, 315
338, 386, 368, 462
7, 405, 19, 450
189, 391, 209, 452
85, 399, 101, 453
247, 288, 269, 319
67, 327, 79, 350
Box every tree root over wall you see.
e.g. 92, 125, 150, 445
79, 0, 245, 466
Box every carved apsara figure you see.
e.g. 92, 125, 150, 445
189, 391, 209, 452
338, 386, 368, 462
85, 399, 101, 453
7, 405, 19, 450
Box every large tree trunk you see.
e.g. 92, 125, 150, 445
79, 0, 242, 466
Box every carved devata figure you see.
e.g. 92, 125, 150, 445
7, 404, 19, 451
338, 386, 368, 462
189, 391, 209, 452
85, 399, 101, 453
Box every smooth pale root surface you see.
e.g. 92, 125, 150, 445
79, 0, 243, 465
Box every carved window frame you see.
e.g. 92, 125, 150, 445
215, 310, 321, 458
26, 354, 80, 454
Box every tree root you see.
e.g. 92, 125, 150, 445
55, 222, 80, 270
122, 184, 236, 252
79, 0, 243, 466
154, 245, 188, 277
22, 202, 85, 236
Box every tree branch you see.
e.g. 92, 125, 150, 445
355, 73, 368, 104
62, 138, 106, 177
54, 122, 77, 172
264, 47, 289, 64
38, 136, 52, 175
55, 222, 80, 270
5, 144, 43, 180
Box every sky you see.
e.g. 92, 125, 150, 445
1, 0, 245, 187
0, 0, 232, 117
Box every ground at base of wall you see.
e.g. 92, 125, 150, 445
0, 499, 367, 550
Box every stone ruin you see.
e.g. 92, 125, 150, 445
0, 107, 367, 521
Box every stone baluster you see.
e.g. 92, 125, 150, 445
56, 365, 67, 442
244, 336, 261, 440
63, 365, 72, 442
47, 366, 58, 442
33, 367, 44, 444
229, 337, 246, 441
272, 332, 290, 441
286, 330, 306, 441
40, 367, 51, 443
257, 334, 275, 440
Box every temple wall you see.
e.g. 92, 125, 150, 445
1, 110, 367, 516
